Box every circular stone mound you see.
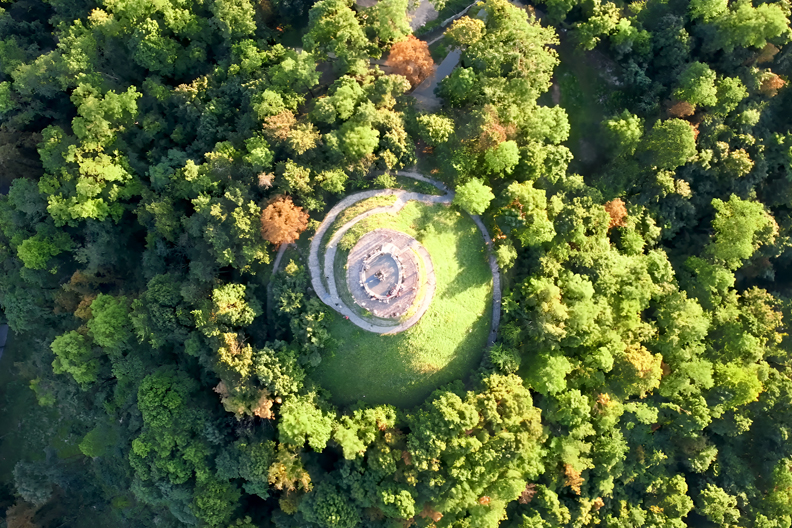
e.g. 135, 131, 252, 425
346, 229, 426, 320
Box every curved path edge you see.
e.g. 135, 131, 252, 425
470, 214, 501, 347
308, 171, 501, 343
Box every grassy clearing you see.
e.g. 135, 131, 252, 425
312, 201, 493, 409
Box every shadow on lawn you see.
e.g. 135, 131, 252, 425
439, 224, 491, 300
414, 203, 455, 236
402, 311, 492, 409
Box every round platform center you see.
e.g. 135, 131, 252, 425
362, 253, 401, 298
346, 229, 426, 320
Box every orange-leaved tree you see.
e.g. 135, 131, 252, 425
384, 35, 435, 88
260, 196, 309, 247
604, 198, 628, 229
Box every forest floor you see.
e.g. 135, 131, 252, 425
0, 332, 82, 485
312, 202, 493, 409
547, 30, 619, 176
0, 332, 119, 526
0, 332, 48, 484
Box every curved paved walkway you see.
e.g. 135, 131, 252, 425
308, 171, 501, 343
470, 214, 501, 347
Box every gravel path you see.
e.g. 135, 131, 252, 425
411, 49, 461, 111
410, 0, 439, 30
271, 242, 293, 275
469, 214, 501, 347
308, 171, 501, 340
267, 242, 295, 319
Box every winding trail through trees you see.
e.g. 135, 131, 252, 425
307, 171, 501, 344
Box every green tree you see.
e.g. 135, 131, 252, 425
713, 76, 748, 116
603, 110, 644, 157
299, 482, 361, 528
269, 49, 321, 94
0, 81, 14, 114
496, 241, 518, 270
706, 195, 777, 270
130, 274, 192, 348
38, 83, 143, 226
339, 123, 379, 159
13, 462, 57, 507
315, 169, 349, 194
544, 0, 580, 23
130, 367, 214, 495
762, 459, 792, 522
279, 393, 334, 451
574, 0, 621, 51
689, 0, 728, 21
674, 62, 718, 108
194, 283, 262, 338
711, 0, 790, 53
303, 0, 370, 74
333, 405, 397, 459
497, 181, 555, 246
445, 16, 486, 48
438, 67, 477, 107
713, 362, 764, 409
416, 113, 455, 145
454, 178, 495, 215
211, 0, 257, 40
644, 118, 697, 170
485, 140, 521, 175
79, 423, 119, 458
17, 231, 72, 270
51, 331, 99, 387
364, 0, 411, 47
406, 375, 544, 525
525, 351, 573, 395
697, 484, 740, 525
87, 294, 132, 351
182, 182, 270, 272
131, 18, 180, 74
191, 478, 241, 526
439, 0, 559, 108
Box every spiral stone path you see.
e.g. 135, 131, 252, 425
307, 171, 502, 344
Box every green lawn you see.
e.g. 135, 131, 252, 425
312, 201, 493, 409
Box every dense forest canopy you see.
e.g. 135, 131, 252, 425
1, 0, 792, 526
